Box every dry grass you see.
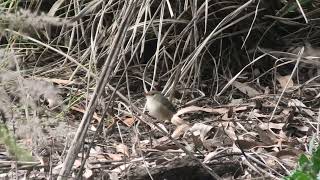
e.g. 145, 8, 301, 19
0, 0, 319, 179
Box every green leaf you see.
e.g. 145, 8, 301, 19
312, 148, 320, 174
289, 171, 313, 180
299, 154, 310, 167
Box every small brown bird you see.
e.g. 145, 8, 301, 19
144, 91, 177, 121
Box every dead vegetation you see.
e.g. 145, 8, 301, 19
0, 0, 320, 179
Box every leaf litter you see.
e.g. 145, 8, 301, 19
1, 2, 320, 180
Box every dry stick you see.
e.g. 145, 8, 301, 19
107, 84, 222, 180
57, 1, 138, 179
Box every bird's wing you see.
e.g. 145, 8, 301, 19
154, 94, 177, 113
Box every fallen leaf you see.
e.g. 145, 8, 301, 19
203, 151, 218, 163
35, 77, 74, 85
152, 136, 172, 150
83, 168, 93, 179
189, 123, 213, 142
107, 153, 123, 161
74, 159, 82, 168
122, 117, 135, 127
276, 75, 293, 89
224, 126, 237, 140
71, 106, 102, 122
190, 133, 204, 150
156, 123, 169, 134
259, 123, 285, 130
171, 124, 190, 139
202, 139, 222, 151
292, 125, 309, 132
288, 100, 315, 117
235, 140, 263, 150
52, 163, 63, 174
154, 143, 179, 151
232, 143, 242, 153
229, 99, 244, 106
256, 127, 276, 145
288, 99, 306, 107
89, 154, 108, 163
171, 115, 188, 126
232, 81, 261, 97
249, 111, 269, 118
150, 123, 169, 134
154, 136, 170, 145
155, 158, 168, 165
111, 164, 130, 173
274, 150, 301, 169
90, 125, 97, 132
109, 172, 119, 180
302, 108, 315, 117
275, 149, 300, 158
116, 144, 129, 157
234, 106, 250, 112
176, 106, 228, 116
264, 157, 277, 168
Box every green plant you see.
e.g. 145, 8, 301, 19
285, 146, 320, 180
0, 123, 33, 161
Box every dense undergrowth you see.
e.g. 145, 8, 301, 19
0, 0, 320, 179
